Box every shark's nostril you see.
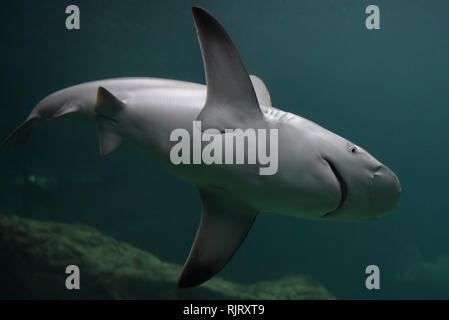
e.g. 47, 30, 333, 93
374, 165, 383, 174
371, 166, 382, 179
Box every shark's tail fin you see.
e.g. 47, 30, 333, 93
0, 117, 38, 151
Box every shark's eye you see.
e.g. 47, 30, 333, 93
349, 146, 359, 153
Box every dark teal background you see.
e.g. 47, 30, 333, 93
1, 0, 449, 299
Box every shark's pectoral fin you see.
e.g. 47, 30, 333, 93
192, 7, 264, 131
94, 87, 126, 156
177, 188, 258, 288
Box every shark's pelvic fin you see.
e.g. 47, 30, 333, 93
96, 121, 123, 156
192, 7, 264, 131
250, 75, 272, 111
177, 188, 258, 288
94, 86, 126, 115
94, 87, 125, 156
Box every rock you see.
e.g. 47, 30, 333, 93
0, 214, 335, 299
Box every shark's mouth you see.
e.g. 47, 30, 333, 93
323, 158, 348, 217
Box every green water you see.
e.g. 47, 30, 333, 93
1, 0, 449, 299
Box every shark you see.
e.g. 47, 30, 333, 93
1, 7, 401, 288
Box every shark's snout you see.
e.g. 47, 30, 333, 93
369, 165, 401, 215
321, 157, 401, 221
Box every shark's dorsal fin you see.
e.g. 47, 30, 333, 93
250, 75, 272, 111
94, 87, 125, 156
192, 7, 264, 131
177, 188, 258, 288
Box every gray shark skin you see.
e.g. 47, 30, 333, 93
1, 7, 401, 288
